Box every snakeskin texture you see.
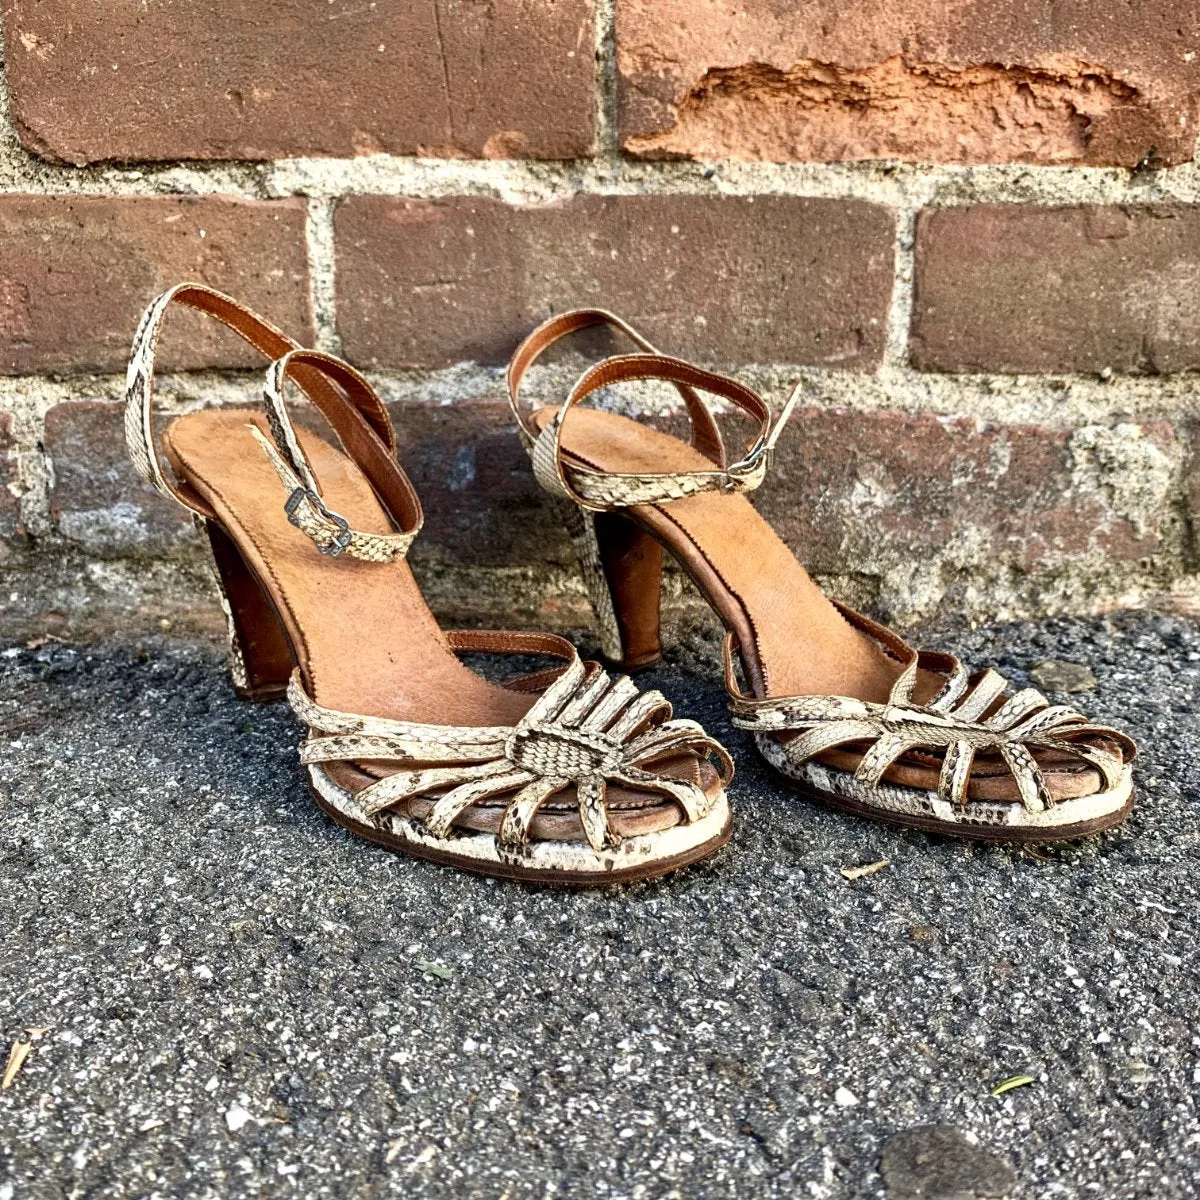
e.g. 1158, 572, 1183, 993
288, 637, 733, 853
123, 286, 420, 564
729, 650, 1136, 815
529, 414, 773, 510
754, 736, 1132, 832
554, 499, 624, 664
249, 427, 418, 562
125, 283, 304, 513
506, 308, 1138, 828
509, 308, 802, 514
124, 288, 182, 502
255, 354, 420, 563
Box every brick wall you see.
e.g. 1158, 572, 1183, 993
1, 0, 1199, 642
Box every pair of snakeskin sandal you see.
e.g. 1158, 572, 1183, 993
126, 285, 1137, 886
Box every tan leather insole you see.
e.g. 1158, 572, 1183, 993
535, 407, 1105, 802
163, 410, 718, 836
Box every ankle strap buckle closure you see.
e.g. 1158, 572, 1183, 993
285, 486, 353, 556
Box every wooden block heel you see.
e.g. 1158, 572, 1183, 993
204, 519, 293, 702
556, 501, 663, 672
509, 308, 1139, 844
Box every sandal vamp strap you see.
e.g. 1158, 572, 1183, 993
722, 625, 1134, 813
291, 630, 732, 852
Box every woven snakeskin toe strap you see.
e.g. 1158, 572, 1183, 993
508, 309, 801, 512
723, 611, 1136, 815
289, 631, 733, 851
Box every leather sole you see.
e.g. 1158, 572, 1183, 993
761, 745, 1135, 843
308, 764, 733, 887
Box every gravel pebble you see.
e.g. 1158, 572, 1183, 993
1029, 660, 1098, 694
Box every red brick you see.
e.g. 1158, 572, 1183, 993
335, 194, 894, 369
0, 196, 312, 375
1, 0, 594, 164
912, 205, 1200, 374
617, 0, 1200, 166
0, 411, 20, 541
44, 401, 193, 557
762, 407, 1174, 572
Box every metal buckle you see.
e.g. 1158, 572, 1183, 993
721, 443, 772, 492
285, 486, 353, 557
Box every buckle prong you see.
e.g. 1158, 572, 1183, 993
285, 486, 353, 557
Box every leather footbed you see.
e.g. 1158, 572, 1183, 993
163, 409, 723, 842
532, 405, 1111, 805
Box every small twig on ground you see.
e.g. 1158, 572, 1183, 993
1, 1025, 54, 1090
840, 859, 889, 881
990, 1073, 1036, 1097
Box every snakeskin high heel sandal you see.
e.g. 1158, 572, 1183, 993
508, 310, 1137, 843
124, 285, 734, 884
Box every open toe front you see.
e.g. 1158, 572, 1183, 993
731, 641, 1136, 841
293, 630, 734, 882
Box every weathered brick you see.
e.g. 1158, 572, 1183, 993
912, 205, 1200, 374
45, 401, 194, 558
336, 194, 894, 369
761, 407, 1174, 572
29, 394, 1180, 633
1, 0, 594, 164
388, 398, 571, 569
386, 399, 1174, 587
617, 0, 1200, 166
0, 196, 312, 375
0, 411, 20, 542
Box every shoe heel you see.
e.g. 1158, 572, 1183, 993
203, 520, 293, 701
556, 501, 663, 671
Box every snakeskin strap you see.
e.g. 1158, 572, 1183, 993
508, 309, 801, 512
248, 427, 419, 562
125, 283, 303, 514
124, 285, 422, 563
256, 351, 423, 562
725, 633, 1136, 813
289, 631, 734, 852
553, 498, 625, 664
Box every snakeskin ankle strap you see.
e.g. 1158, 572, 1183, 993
125, 283, 421, 562
256, 349, 422, 561
508, 308, 800, 512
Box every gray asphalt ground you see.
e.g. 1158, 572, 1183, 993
1, 611, 1197, 1199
